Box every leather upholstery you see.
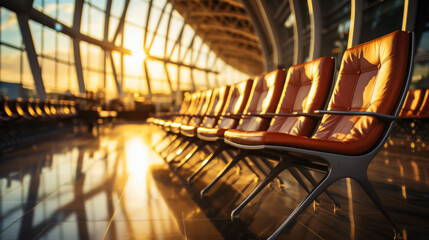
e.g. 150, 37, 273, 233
417, 89, 429, 117
197, 79, 253, 141
181, 85, 230, 137
171, 90, 210, 134
225, 57, 334, 143
400, 89, 425, 117
225, 30, 411, 155
236, 69, 286, 131
164, 91, 201, 132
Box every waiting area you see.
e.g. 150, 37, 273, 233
1, 29, 429, 240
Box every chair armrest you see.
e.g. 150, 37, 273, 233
249, 112, 322, 119
315, 110, 397, 122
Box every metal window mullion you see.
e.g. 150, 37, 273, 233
164, 0, 175, 57
73, 0, 85, 95
17, 13, 47, 100
103, 0, 112, 90
290, 0, 304, 64
402, 0, 418, 31
168, 11, 189, 60
308, 0, 322, 60
109, 52, 123, 97
258, 0, 280, 68
147, 0, 168, 53
348, 0, 362, 48
111, 0, 130, 43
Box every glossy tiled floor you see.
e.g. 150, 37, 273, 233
0, 123, 429, 239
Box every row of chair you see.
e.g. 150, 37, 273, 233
0, 97, 77, 149
394, 88, 429, 141
148, 30, 414, 239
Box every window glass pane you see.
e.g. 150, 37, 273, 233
179, 67, 192, 91
89, 0, 107, 11
43, 0, 59, 19
124, 24, 143, 55
88, 6, 105, 40
57, 33, 70, 61
0, 46, 21, 84
58, 0, 74, 26
22, 51, 34, 90
148, 7, 162, 33
360, 0, 404, 43
42, 58, 56, 91
166, 63, 178, 91
321, 20, 349, 65
43, 27, 57, 58
149, 35, 165, 58
126, 0, 148, 26
109, 16, 120, 40
1, 9, 22, 48
111, 0, 125, 17
57, 62, 70, 92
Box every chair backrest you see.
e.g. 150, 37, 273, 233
187, 89, 213, 126
217, 79, 253, 129
236, 69, 286, 131
175, 91, 201, 123
399, 89, 425, 117
200, 85, 230, 128
417, 89, 429, 117
179, 92, 192, 114
313, 30, 411, 155
268, 57, 334, 136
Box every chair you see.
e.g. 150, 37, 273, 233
200, 57, 336, 197
185, 79, 253, 182
171, 85, 230, 165
165, 89, 214, 161
198, 69, 286, 196
399, 89, 425, 117
224, 30, 413, 239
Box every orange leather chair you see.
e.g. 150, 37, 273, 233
171, 85, 231, 167
155, 91, 202, 153
151, 91, 192, 127
199, 69, 286, 196
224, 30, 413, 239
161, 91, 211, 157
184, 79, 253, 182
416, 89, 429, 118
200, 57, 335, 197
399, 89, 425, 117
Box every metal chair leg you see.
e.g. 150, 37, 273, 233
268, 170, 338, 240
187, 146, 224, 184
231, 160, 289, 220
200, 150, 246, 197
175, 142, 205, 171
166, 139, 193, 163
298, 168, 341, 209
356, 175, 401, 239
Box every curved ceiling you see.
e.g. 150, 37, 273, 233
172, 0, 264, 76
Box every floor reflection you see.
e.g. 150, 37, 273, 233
0, 123, 428, 239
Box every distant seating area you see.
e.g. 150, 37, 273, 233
148, 30, 414, 239
0, 97, 77, 150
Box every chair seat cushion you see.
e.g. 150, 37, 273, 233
224, 126, 383, 155
180, 124, 197, 137
197, 127, 228, 141
170, 122, 182, 134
